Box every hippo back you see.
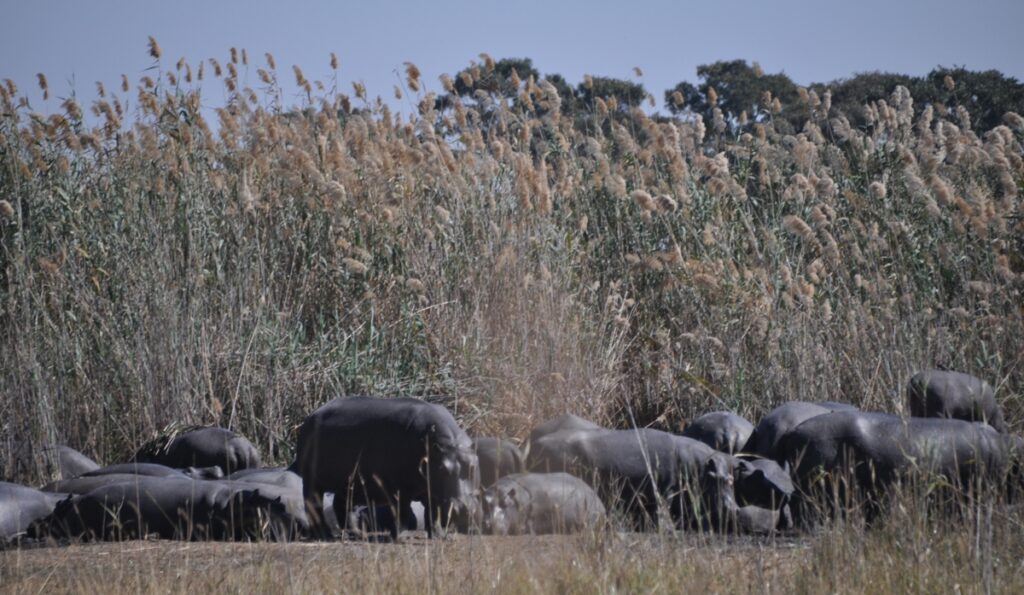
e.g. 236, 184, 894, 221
56, 446, 101, 479
134, 427, 262, 473
682, 412, 754, 454
908, 369, 1006, 432
473, 437, 525, 487
744, 402, 833, 459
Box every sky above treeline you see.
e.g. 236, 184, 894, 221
2, 0, 1022, 115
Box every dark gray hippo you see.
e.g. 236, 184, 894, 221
134, 426, 262, 473
743, 402, 834, 459
1, 482, 68, 541
776, 411, 1009, 523
528, 427, 736, 530
733, 456, 794, 531
908, 369, 1006, 432
34, 476, 292, 541
43, 473, 167, 495
290, 396, 480, 538
83, 462, 222, 479
56, 446, 101, 479
482, 472, 606, 535
473, 437, 525, 487
682, 412, 754, 454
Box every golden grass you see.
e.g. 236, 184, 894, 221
0, 47, 1021, 482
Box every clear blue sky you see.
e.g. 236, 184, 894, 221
2, 0, 1022, 114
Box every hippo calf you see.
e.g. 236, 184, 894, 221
683, 412, 754, 454
483, 472, 606, 535
908, 369, 1006, 432
134, 427, 262, 473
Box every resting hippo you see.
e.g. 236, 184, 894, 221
528, 427, 736, 530
743, 402, 834, 459
683, 412, 754, 454
291, 396, 480, 538
82, 462, 223, 479
482, 472, 606, 535
908, 369, 1006, 432
56, 446, 101, 479
1, 482, 68, 541
473, 437, 525, 487
818, 402, 858, 412
43, 473, 167, 495
134, 427, 261, 473
35, 476, 289, 541
777, 411, 1008, 522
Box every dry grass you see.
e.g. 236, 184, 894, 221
3, 503, 1024, 595
1, 45, 1023, 590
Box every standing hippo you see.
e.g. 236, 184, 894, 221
777, 411, 1008, 523
683, 412, 754, 454
1, 482, 68, 541
528, 427, 736, 530
290, 396, 480, 538
32, 476, 289, 541
473, 437, 525, 487
482, 473, 606, 535
56, 446, 101, 479
134, 427, 262, 473
908, 369, 1006, 432
743, 402, 834, 459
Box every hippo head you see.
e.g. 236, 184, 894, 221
700, 453, 738, 528
435, 443, 482, 532
734, 457, 794, 510
481, 483, 526, 535
223, 488, 291, 540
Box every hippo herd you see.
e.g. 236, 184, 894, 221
1, 368, 1021, 545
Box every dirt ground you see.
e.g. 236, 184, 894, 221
0, 532, 812, 594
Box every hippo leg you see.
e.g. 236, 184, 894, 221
302, 487, 333, 540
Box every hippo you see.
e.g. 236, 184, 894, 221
43, 473, 167, 495
290, 396, 480, 538
34, 476, 290, 541
134, 427, 262, 473
776, 411, 1009, 523
1, 482, 68, 541
527, 414, 602, 446
528, 427, 736, 530
228, 467, 303, 492
473, 437, 525, 487
482, 472, 606, 535
82, 462, 223, 479
682, 412, 754, 454
736, 505, 787, 534
734, 456, 794, 509
743, 402, 834, 459
347, 501, 426, 536
908, 369, 1006, 432
56, 446, 101, 479
818, 402, 859, 412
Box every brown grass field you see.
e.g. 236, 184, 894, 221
2, 43, 1023, 592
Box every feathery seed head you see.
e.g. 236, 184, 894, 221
147, 36, 162, 60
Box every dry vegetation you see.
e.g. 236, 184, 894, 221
1, 43, 1024, 591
